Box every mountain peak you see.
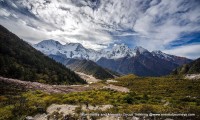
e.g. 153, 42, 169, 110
64, 43, 85, 52
65, 42, 82, 46
40, 39, 58, 43
37, 39, 61, 46
134, 46, 148, 54
151, 50, 192, 65
112, 43, 129, 51
152, 50, 171, 58
152, 50, 163, 54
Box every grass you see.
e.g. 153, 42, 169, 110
0, 75, 200, 119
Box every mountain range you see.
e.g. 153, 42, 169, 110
33, 40, 192, 77
33, 40, 139, 62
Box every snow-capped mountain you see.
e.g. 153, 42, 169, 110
33, 39, 192, 77
151, 50, 191, 65
33, 39, 99, 61
33, 40, 138, 61
134, 46, 148, 54
99, 44, 136, 59
33, 39, 192, 63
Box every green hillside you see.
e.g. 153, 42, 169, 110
173, 58, 200, 75
0, 25, 86, 84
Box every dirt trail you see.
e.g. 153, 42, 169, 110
76, 72, 101, 84
0, 76, 129, 93
103, 84, 130, 93
0, 76, 94, 93
185, 74, 200, 80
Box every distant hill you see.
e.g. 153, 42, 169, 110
49, 55, 120, 80
0, 25, 86, 84
172, 58, 200, 74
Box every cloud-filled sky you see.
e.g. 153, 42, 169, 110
0, 0, 200, 59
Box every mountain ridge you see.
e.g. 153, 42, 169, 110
0, 25, 86, 84
49, 54, 120, 80
34, 39, 190, 62
33, 39, 192, 77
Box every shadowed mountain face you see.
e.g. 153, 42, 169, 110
34, 40, 192, 77
49, 55, 119, 80
96, 47, 192, 77
0, 25, 86, 84
97, 51, 181, 76
172, 58, 200, 75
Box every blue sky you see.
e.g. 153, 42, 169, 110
166, 32, 200, 48
0, 0, 200, 59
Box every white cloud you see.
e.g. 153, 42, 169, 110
0, 0, 200, 58
0, 8, 10, 16
0, 18, 51, 43
164, 44, 200, 59
134, 0, 200, 50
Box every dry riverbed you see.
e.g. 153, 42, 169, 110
0, 75, 129, 94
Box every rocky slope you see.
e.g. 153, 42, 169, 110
172, 57, 200, 75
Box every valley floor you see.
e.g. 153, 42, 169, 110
0, 74, 200, 120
